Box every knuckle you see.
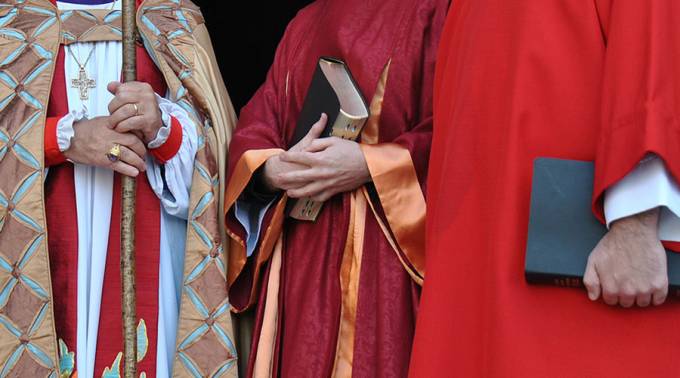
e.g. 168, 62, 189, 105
602, 288, 618, 298
637, 298, 651, 307
621, 287, 636, 297
652, 279, 668, 292
272, 174, 284, 187
604, 298, 618, 306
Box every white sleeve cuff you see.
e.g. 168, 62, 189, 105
145, 95, 199, 219
604, 155, 680, 241
147, 94, 174, 148
56, 109, 88, 152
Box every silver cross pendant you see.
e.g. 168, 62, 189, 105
71, 67, 96, 101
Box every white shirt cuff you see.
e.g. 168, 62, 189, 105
147, 94, 174, 149
604, 155, 680, 241
56, 109, 88, 152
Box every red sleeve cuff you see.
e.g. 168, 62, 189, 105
44, 116, 67, 166
592, 103, 680, 223
149, 116, 183, 164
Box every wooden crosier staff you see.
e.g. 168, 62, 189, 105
121, 0, 138, 376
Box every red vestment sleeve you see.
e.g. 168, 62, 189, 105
593, 0, 680, 221
44, 115, 67, 166
358, 1, 445, 281
224, 12, 310, 311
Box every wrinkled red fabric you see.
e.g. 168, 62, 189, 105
226, 0, 448, 376
412, 1, 680, 377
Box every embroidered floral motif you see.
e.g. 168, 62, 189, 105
58, 339, 75, 378
102, 352, 122, 378
101, 319, 149, 378
136, 319, 148, 363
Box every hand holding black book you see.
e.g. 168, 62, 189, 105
287, 57, 369, 221
524, 158, 680, 297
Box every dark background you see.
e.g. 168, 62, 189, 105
193, 0, 315, 114
188, 3, 314, 373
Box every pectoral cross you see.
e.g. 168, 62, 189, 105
71, 68, 96, 101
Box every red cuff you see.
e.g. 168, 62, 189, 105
149, 116, 183, 164
44, 116, 67, 166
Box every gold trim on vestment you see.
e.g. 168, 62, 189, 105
0, 0, 239, 376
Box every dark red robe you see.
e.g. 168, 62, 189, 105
412, 1, 680, 377
224, 0, 448, 376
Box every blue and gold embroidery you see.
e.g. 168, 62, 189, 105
101, 319, 149, 378
58, 339, 75, 378
136, 319, 148, 363
102, 352, 122, 378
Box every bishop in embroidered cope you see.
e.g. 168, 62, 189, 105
0, 0, 237, 377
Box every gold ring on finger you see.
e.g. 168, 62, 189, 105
132, 103, 140, 116
106, 143, 122, 162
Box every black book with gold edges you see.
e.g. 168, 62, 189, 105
524, 158, 680, 296
287, 57, 369, 221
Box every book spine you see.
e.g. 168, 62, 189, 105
330, 110, 366, 140
289, 198, 324, 221
525, 271, 680, 297
525, 272, 583, 289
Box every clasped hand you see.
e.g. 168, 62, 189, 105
262, 114, 372, 201
64, 81, 163, 177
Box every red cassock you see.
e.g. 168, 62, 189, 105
412, 1, 680, 377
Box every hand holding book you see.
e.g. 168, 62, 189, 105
279, 130, 371, 203
261, 114, 328, 193
584, 208, 668, 307
261, 113, 371, 205
285, 57, 370, 221
524, 158, 680, 305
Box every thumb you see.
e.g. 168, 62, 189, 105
296, 113, 327, 151
583, 260, 601, 301
107, 81, 122, 95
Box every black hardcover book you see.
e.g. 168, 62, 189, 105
524, 158, 680, 296
287, 57, 369, 221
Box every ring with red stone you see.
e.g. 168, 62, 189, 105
106, 143, 122, 163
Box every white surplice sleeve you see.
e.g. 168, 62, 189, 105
604, 154, 680, 241
145, 95, 199, 220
